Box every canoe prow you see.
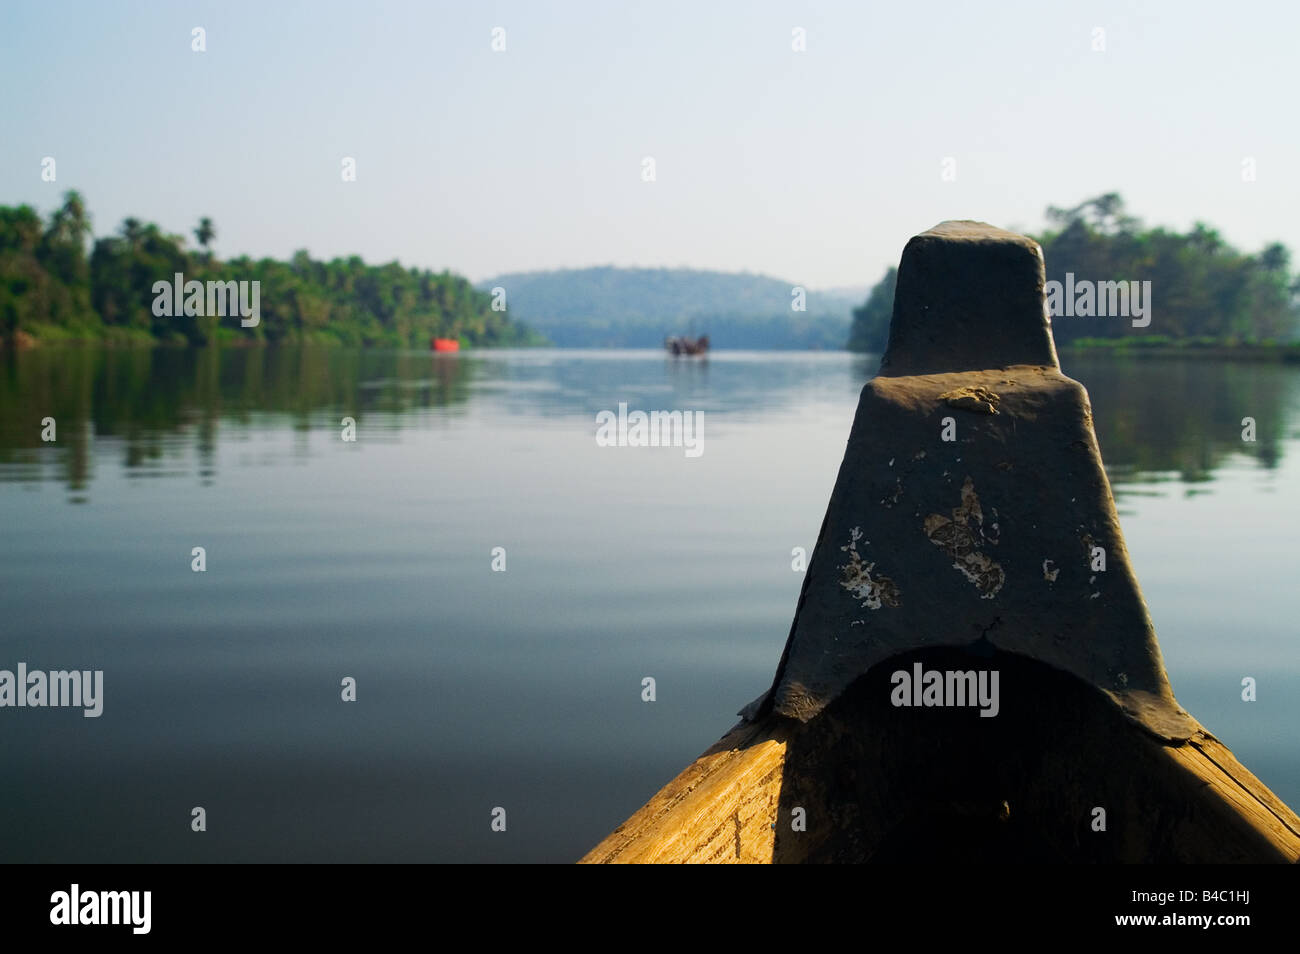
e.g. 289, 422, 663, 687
582, 221, 1300, 864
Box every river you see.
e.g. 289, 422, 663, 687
1, 346, 1296, 861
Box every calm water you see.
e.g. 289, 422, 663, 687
1, 346, 1297, 862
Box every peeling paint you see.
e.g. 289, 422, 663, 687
838, 526, 901, 610
923, 477, 1005, 599
938, 386, 1001, 414
1043, 559, 1059, 582
880, 477, 903, 508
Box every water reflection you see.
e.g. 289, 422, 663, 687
0, 347, 472, 494
1, 346, 1295, 496
1061, 354, 1293, 489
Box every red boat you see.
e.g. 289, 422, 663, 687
431, 338, 460, 352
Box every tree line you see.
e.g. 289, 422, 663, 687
1, 192, 540, 348
848, 194, 1300, 353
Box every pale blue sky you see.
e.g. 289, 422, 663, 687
2, 0, 1295, 288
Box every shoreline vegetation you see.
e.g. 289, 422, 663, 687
6, 192, 1298, 361
2, 192, 544, 350
848, 194, 1300, 359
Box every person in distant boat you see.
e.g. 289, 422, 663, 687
665, 335, 708, 356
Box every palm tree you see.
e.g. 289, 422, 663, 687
121, 217, 143, 252
1259, 242, 1289, 273
194, 217, 215, 264
48, 190, 90, 241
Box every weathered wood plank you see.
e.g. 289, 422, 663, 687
1162, 734, 1300, 860
580, 721, 788, 864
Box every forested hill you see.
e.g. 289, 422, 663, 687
476, 267, 860, 348
1, 192, 539, 348
848, 194, 1300, 355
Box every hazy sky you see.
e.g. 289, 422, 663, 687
2, 0, 1296, 289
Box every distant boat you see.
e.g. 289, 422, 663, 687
665, 334, 709, 356
431, 338, 460, 352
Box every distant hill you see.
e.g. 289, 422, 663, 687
476, 267, 857, 349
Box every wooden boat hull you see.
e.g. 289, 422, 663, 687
582, 649, 1300, 863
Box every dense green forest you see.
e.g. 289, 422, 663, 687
477, 267, 860, 348
848, 194, 1300, 354
0, 192, 540, 348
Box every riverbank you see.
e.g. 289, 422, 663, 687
0, 329, 528, 351
1061, 337, 1300, 362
